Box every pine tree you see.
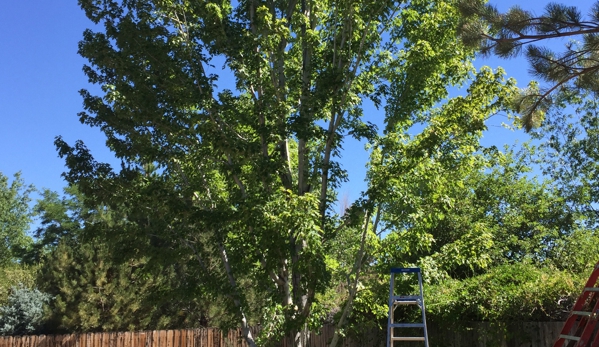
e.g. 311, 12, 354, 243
40, 239, 225, 333
35, 187, 229, 333
458, 0, 599, 131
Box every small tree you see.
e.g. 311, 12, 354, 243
0, 172, 34, 265
0, 285, 51, 336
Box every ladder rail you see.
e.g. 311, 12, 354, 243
553, 261, 599, 347
574, 297, 599, 347
418, 271, 430, 347
386, 270, 395, 347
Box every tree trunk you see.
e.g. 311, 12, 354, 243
293, 324, 310, 347
219, 243, 258, 347
328, 209, 374, 347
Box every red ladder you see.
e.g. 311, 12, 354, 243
553, 262, 599, 347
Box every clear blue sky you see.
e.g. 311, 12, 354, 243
0, 2, 114, 194
0, 0, 591, 205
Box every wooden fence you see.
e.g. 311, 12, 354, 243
427, 322, 564, 347
0, 322, 565, 347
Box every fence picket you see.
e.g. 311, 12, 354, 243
166, 330, 173, 347
150, 331, 157, 347
141, 331, 149, 347
193, 329, 200, 347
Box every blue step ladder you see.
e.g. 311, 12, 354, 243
386, 268, 429, 347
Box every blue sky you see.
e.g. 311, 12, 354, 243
0, 0, 591, 208
1, 2, 111, 194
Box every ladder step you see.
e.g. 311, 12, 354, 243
390, 323, 425, 328
392, 337, 426, 341
391, 267, 421, 273
572, 311, 592, 316
392, 295, 421, 301
560, 335, 580, 341
394, 300, 419, 305
584, 287, 599, 292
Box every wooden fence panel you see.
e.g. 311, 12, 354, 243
60, 334, 67, 347
90, 332, 97, 347
151, 331, 158, 347
159, 331, 164, 347
225, 330, 232, 347
147, 331, 158, 347
178, 330, 184, 347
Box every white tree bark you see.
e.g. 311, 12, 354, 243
328, 208, 377, 347
219, 244, 258, 347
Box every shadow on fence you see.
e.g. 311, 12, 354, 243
0, 322, 564, 347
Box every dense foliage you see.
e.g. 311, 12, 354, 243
31, 186, 229, 332
331, 144, 597, 339
40, 240, 222, 332
426, 263, 584, 323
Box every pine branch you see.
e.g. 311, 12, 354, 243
458, 0, 599, 131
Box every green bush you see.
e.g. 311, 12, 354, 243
425, 263, 585, 323
0, 285, 51, 335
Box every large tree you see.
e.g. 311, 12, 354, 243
58, 0, 514, 345
458, 0, 599, 130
